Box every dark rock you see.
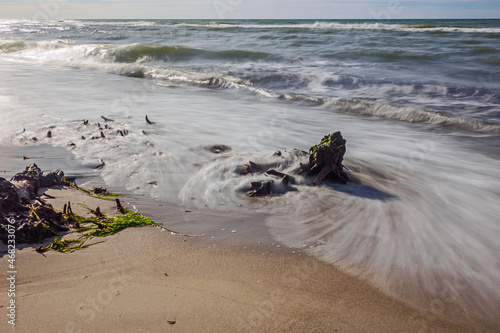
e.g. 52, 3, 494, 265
92, 187, 108, 195
247, 180, 274, 197
47, 130, 52, 138
40, 169, 65, 187
204, 144, 232, 154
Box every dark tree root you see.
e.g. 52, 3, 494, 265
243, 132, 349, 197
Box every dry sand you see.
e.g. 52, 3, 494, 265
0, 186, 475, 333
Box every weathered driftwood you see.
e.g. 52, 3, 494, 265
0, 164, 68, 244
10, 163, 66, 197
244, 131, 349, 197
239, 161, 263, 175
299, 131, 348, 184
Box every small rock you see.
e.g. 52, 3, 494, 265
246, 180, 273, 197
204, 144, 232, 154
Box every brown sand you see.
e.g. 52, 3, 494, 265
0, 186, 474, 333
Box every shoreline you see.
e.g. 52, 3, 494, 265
0, 144, 492, 332
0, 189, 471, 332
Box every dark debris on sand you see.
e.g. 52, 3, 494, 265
0, 164, 70, 244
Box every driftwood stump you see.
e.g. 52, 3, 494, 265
300, 132, 348, 184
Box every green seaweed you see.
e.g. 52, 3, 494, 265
30, 209, 41, 221
35, 184, 187, 253
37, 207, 186, 253
87, 209, 158, 237
37, 236, 89, 252
36, 208, 158, 252
69, 183, 119, 201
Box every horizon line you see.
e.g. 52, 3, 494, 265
1, 17, 499, 20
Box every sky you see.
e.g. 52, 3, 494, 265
0, 0, 499, 20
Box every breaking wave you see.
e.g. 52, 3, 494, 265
176, 21, 500, 34
2, 38, 499, 136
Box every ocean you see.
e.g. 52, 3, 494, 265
1, 19, 500, 322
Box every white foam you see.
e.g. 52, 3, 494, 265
175, 21, 500, 34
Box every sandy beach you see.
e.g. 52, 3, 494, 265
0, 162, 478, 332
0, 202, 473, 333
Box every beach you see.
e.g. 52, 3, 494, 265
0, 163, 474, 333
0, 221, 476, 333
0, 146, 495, 332
1, 18, 500, 332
